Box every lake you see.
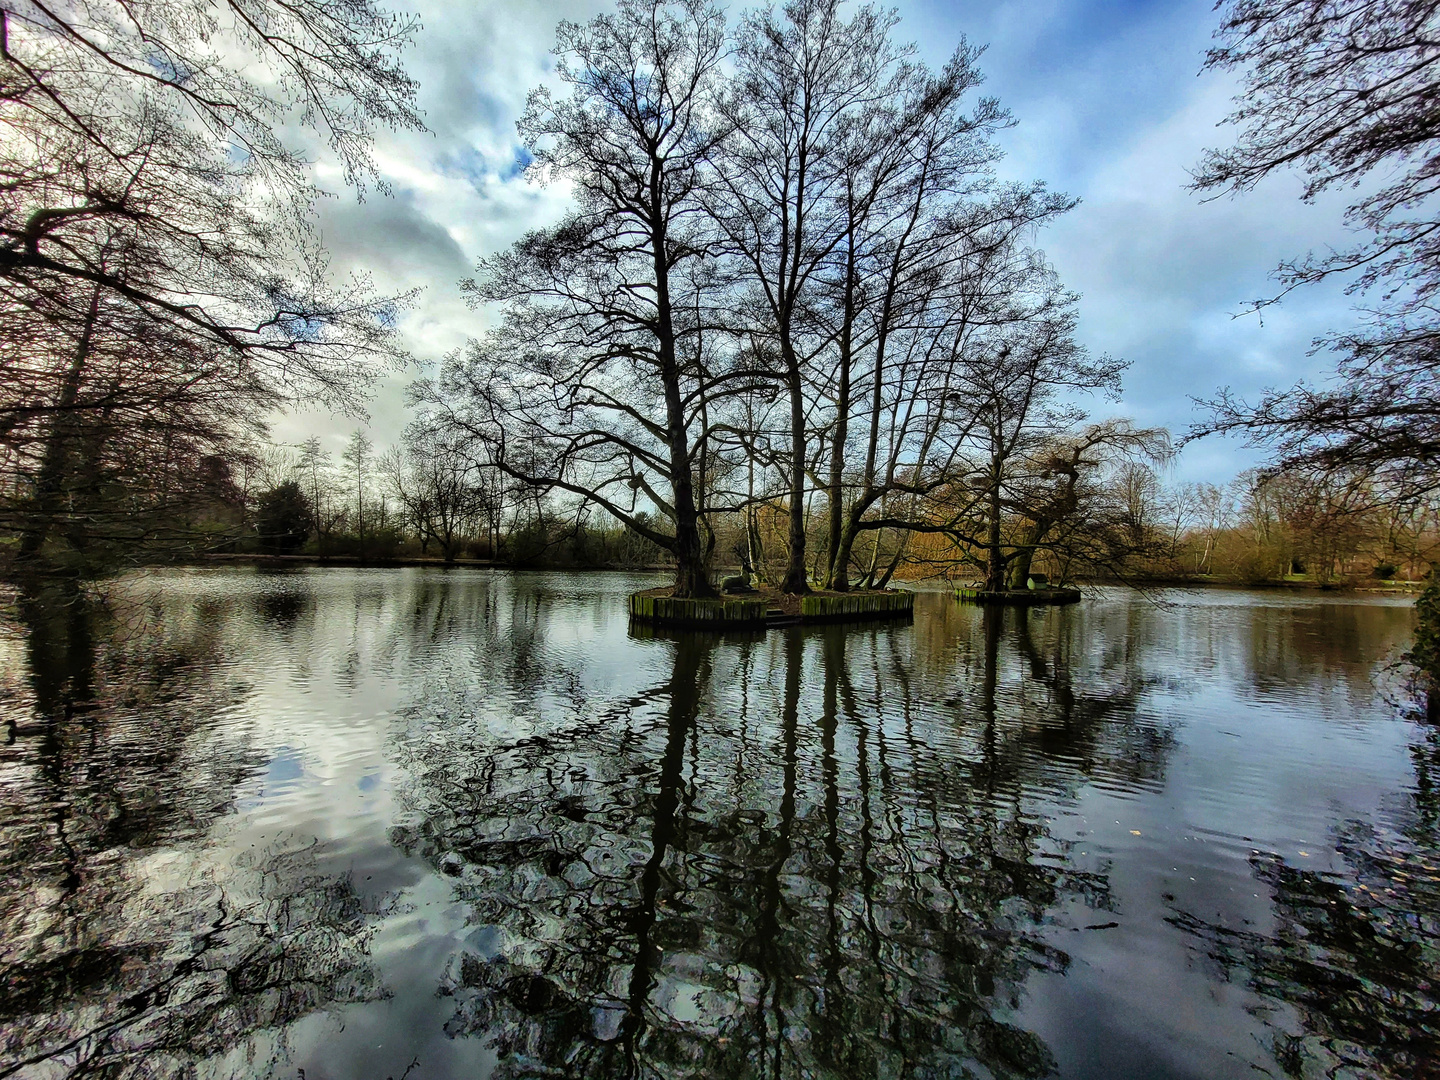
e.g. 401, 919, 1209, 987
0, 568, 1432, 1080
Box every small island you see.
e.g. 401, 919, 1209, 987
955, 573, 1082, 606
629, 581, 915, 630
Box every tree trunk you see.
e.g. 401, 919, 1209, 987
830, 484, 892, 592
826, 225, 857, 591
984, 459, 1006, 592
825, 367, 848, 590
831, 509, 865, 592
356, 476, 365, 562
660, 363, 710, 599
747, 509, 764, 580
875, 549, 903, 589
781, 353, 809, 594
1007, 516, 1055, 590
19, 286, 101, 562
650, 165, 713, 600
1008, 546, 1035, 590
64, 404, 115, 555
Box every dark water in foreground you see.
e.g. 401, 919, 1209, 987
0, 569, 1434, 1080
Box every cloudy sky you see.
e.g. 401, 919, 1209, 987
276, 0, 1362, 484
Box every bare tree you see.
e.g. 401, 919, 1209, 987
811, 43, 1000, 589
296, 436, 346, 554
818, 179, 1078, 589
0, 288, 274, 567
384, 421, 490, 562
1192, 0, 1440, 502
1002, 422, 1172, 588
968, 293, 1127, 590
707, 0, 912, 593
425, 0, 1119, 601
813, 236, 1126, 592
1193, 0, 1440, 705
342, 430, 373, 558
423, 0, 732, 597
0, 0, 420, 572
1186, 483, 1234, 575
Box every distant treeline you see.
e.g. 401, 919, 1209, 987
223, 430, 1436, 589
160, 429, 671, 571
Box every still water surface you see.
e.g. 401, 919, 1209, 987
0, 568, 1433, 1080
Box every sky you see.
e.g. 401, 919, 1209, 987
275, 0, 1364, 485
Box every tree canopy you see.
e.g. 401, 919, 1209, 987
1193, 0, 1440, 503
0, 0, 422, 571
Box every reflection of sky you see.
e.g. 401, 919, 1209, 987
276, 0, 1361, 486
234, 747, 307, 812
2, 569, 1425, 1079
264, 748, 304, 786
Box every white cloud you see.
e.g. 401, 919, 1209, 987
270, 0, 604, 455
279, 0, 1376, 484
894, 0, 1371, 481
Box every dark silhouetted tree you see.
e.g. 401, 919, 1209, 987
256, 480, 312, 554
0, 0, 420, 572
423, 0, 731, 597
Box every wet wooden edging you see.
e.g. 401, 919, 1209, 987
628, 589, 915, 630
627, 593, 769, 629
795, 590, 915, 623
954, 587, 1082, 606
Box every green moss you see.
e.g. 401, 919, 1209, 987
797, 591, 914, 621
1406, 568, 1440, 693
955, 587, 1082, 606
629, 593, 768, 627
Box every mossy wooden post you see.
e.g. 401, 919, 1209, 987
954, 585, 1081, 607
631, 587, 914, 629
797, 590, 914, 623
629, 592, 768, 629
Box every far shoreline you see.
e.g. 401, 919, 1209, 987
180, 555, 1426, 596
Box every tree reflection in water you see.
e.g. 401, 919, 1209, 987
1169, 720, 1440, 1079
389, 603, 1172, 1079
4, 574, 1418, 1080
0, 586, 386, 1079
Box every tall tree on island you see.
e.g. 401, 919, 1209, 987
425, 0, 731, 598
814, 136, 1078, 590
808, 45, 1000, 591
706, 0, 911, 593
1193, 0, 1440, 708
